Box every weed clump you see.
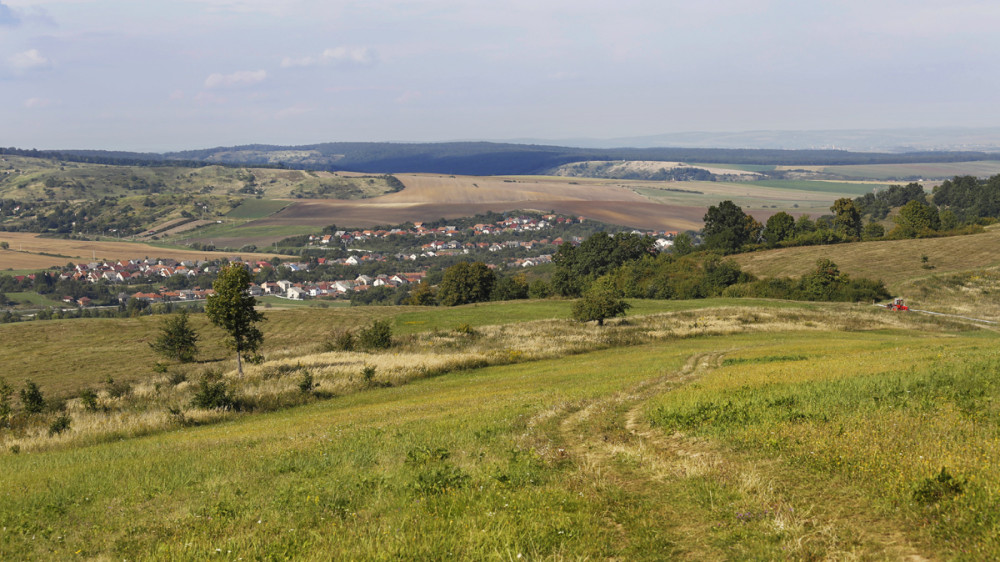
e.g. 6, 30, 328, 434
913, 467, 964, 504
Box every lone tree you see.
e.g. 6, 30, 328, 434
149, 308, 199, 363
572, 277, 630, 326
437, 261, 496, 306
206, 263, 265, 375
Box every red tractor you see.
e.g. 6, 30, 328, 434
886, 298, 909, 311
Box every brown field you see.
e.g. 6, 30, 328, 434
0, 232, 292, 270
249, 174, 711, 233
731, 228, 1000, 291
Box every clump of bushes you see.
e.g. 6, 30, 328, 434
190, 371, 237, 410
357, 320, 393, 350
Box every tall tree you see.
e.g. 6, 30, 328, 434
831, 198, 862, 238
206, 263, 265, 375
763, 211, 796, 247
437, 262, 496, 306
703, 200, 752, 253
149, 309, 199, 363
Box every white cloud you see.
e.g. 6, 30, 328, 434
204, 69, 267, 89
23, 97, 54, 108
275, 104, 314, 119
281, 46, 375, 68
8, 49, 51, 71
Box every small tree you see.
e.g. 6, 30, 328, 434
20, 380, 45, 414
206, 263, 265, 375
0, 378, 13, 427
149, 309, 199, 363
572, 277, 630, 326
0, 241, 9, 250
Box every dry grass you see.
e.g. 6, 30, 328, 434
0, 303, 959, 455
732, 227, 1000, 292
0, 232, 292, 270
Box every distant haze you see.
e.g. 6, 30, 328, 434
501, 128, 1000, 154
3, 1, 1000, 152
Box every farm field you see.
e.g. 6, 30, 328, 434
0, 298, 996, 559
0, 232, 292, 270
819, 160, 1000, 181
199, 173, 888, 246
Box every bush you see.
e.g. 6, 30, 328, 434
80, 388, 99, 412
48, 414, 71, 436
104, 376, 132, 399
362, 365, 376, 385
329, 329, 356, 352
298, 371, 315, 394
358, 320, 393, 350
190, 371, 236, 410
19, 380, 45, 414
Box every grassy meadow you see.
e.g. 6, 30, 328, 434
1, 297, 998, 559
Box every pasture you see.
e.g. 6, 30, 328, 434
0, 298, 995, 559
731, 227, 1000, 299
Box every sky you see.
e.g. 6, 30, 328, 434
2, 0, 1000, 151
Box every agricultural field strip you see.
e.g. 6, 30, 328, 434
0, 231, 292, 270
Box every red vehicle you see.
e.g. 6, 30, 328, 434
886, 298, 909, 311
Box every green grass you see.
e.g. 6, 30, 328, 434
225, 199, 290, 219
1, 310, 993, 559
821, 161, 1000, 181
648, 329, 1000, 556
746, 179, 880, 195
4, 291, 66, 307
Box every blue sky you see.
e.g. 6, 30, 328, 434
2, 0, 1000, 151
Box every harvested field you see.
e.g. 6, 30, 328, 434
245, 174, 708, 233
0, 232, 292, 270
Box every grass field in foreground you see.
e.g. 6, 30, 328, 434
1, 309, 995, 559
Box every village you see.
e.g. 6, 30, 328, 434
2, 213, 676, 310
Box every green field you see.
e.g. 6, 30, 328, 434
225, 199, 290, 219
821, 160, 1000, 181
0, 298, 995, 559
745, 179, 881, 195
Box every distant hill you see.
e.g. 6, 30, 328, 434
6, 143, 1000, 177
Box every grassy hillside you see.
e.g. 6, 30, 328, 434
732, 228, 1000, 293
0, 299, 995, 559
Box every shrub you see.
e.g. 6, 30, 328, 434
168, 371, 187, 386
48, 414, 71, 436
362, 365, 376, 385
358, 320, 393, 350
0, 378, 12, 427
329, 329, 356, 352
190, 371, 236, 410
19, 380, 45, 414
79, 388, 99, 412
104, 376, 132, 399
298, 371, 315, 394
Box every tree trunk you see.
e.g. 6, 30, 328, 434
236, 350, 243, 376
